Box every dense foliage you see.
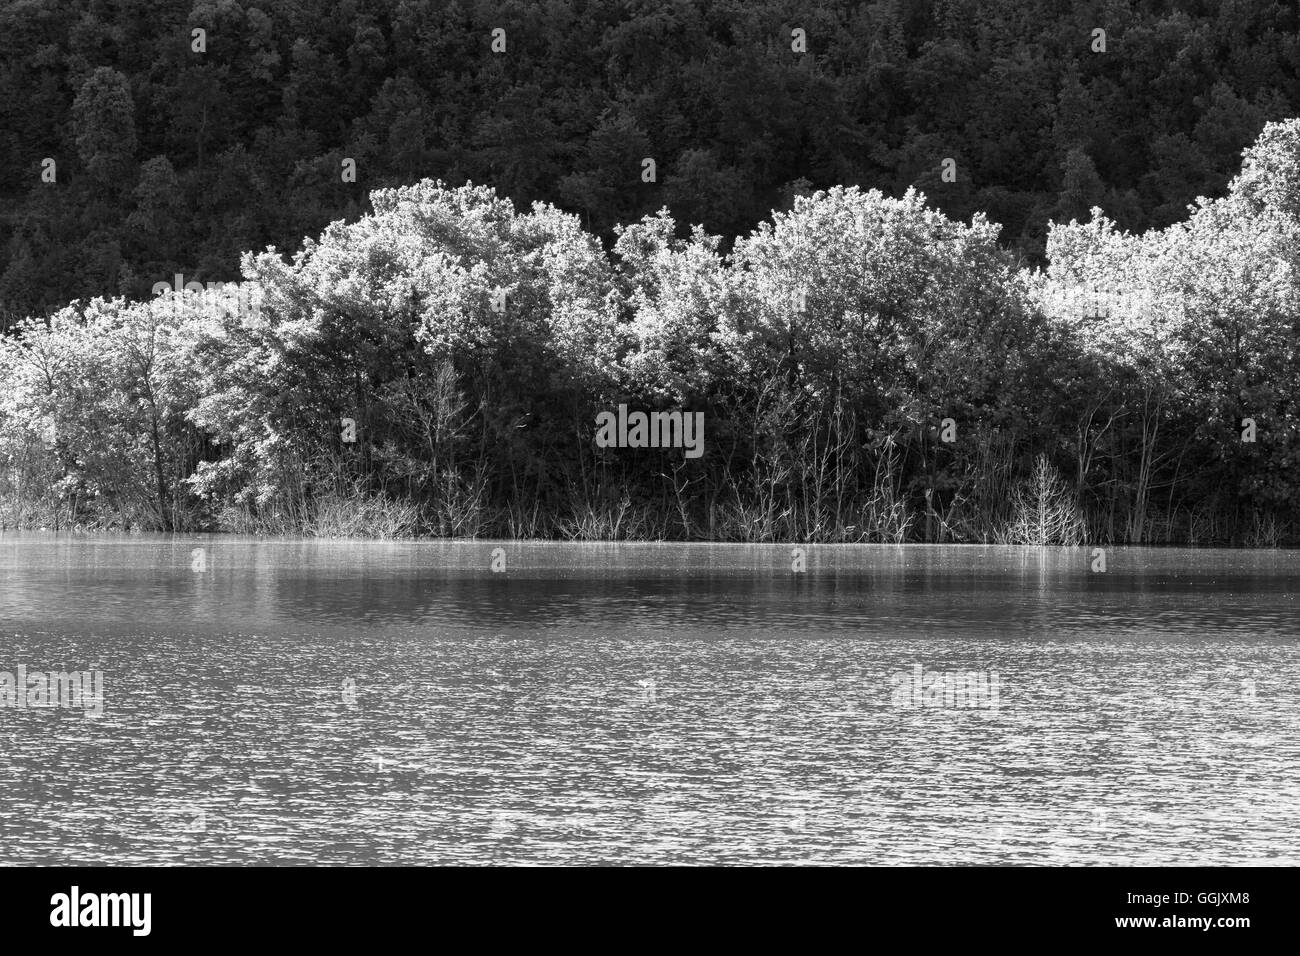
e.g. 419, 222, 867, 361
2, 118, 1298, 543
2, 1, 1298, 542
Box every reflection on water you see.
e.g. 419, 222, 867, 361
0, 535, 1296, 865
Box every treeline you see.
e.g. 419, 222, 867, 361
4, 0, 1300, 327
2, 121, 1298, 544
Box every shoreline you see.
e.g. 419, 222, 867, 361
1, 527, 1295, 551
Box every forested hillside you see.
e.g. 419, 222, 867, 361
1, 1, 1298, 544
3, 0, 1299, 324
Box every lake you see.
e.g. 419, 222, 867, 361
0, 535, 1296, 865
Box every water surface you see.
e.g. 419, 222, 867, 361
1, 535, 1296, 865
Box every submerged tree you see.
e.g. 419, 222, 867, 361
999, 454, 1085, 546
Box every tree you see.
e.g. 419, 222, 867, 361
71, 67, 137, 183
1053, 148, 1105, 225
